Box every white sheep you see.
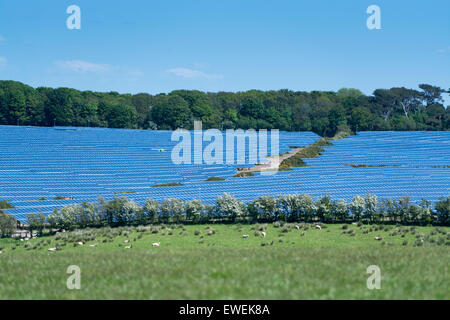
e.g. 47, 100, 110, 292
125, 245, 132, 249
315, 225, 322, 230
242, 234, 249, 239
152, 242, 160, 247
89, 244, 98, 247
294, 225, 300, 230
261, 232, 266, 238
124, 239, 130, 243
77, 241, 84, 246
48, 248, 57, 252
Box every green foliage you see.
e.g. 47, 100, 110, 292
0, 212, 16, 237
435, 197, 450, 225
0, 200, 14, 209
280, 138, 332, 169
19, 193, 450, 233
0, 81, 448, 135
215, 193, 246, 222
54, 196, 71, 200
345, 164, 389, 168
151, 182, 183, 187
26, 212, 46, 235
204, 176, 226, 181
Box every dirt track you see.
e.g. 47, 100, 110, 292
236, 147, 303, 173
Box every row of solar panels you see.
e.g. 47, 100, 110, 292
1, 126, 448, 223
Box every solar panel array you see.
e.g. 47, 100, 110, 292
0, 126, 448, 223
0, 126, 317, 222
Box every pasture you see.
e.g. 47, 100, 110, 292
0, 223, 449, 299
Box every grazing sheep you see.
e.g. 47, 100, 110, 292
125, 245, 132, 249
301, 232, 306, 236
242, 235, 249, 239
0, 251, 3, 254
48, 248, 57, 252
77, 241, 84, 246
124, 240, 130, 243
261, 232, 266, 238
315, 225, 322, 230
152, 242, 160, 247
374, 236, 383, 241
89, 244, 98, 248
294, 225, 300, 230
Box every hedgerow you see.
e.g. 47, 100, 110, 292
24, 194, 450, 234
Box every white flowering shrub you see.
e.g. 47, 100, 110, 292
215, 193, 246, 221
333, 199, 348, 221
364, 193, 378, 221
160, 198, 185, 222
185, 199, 203, 221
143, 199, 159, 221
349, 195, 365, 220
252, 196, 276, 220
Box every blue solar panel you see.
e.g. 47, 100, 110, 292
0, 126, 449, 223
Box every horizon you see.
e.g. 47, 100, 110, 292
3, 79, 450, 107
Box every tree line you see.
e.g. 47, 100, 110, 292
13, 194, 448, 236
0, 81, 449, 136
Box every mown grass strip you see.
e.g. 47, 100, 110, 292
151, 182, 183, 187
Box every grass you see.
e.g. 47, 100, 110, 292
114, 191, 136, 195
0, 200, 14, 209
344, 164, 401, 168
151, 182, 183, 187
279, 138, 332, 169
233, 172, 255, 177
204, 176, 226, 182
0, 223, 449, 299
54, 196, 73, 200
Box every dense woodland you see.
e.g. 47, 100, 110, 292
0, 80, 448, 136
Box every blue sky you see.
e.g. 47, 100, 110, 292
0, 0, 449, 104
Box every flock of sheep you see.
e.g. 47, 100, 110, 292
44, 223, 328, 252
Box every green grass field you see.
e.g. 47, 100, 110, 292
0, 223, 449, 299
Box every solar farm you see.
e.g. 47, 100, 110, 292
0, 126, 449, 223
1, 126, 449, 300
